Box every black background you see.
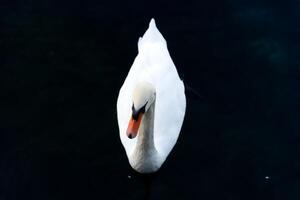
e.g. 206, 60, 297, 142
1, 0, 300, 199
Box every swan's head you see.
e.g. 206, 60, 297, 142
127, 81, 156, 139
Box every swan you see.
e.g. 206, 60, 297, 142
117, 19, 186, 173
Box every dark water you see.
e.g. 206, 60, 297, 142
1, 0, 300, 199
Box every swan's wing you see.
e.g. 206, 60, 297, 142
117, 56, 142, 157
117, 19, 186, 161
152, 70, 186, 161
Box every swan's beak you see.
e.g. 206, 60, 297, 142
126, 113, 143, 139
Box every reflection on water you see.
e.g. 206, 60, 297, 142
131, 173, 155, 200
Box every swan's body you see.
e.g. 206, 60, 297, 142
117, 19, 186, 173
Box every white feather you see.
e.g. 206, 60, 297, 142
117, 18, 186, 172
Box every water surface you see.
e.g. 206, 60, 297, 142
1, 0, 300, 199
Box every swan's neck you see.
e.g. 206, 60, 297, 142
130, 102, 160, 173
136, 102, 155, 151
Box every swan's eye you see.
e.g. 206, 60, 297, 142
131, 102, 147, 121
140, 103, 147, 113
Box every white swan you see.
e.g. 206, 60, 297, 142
117, 19, 186, 173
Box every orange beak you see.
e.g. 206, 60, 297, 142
126, 113, 143, 139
